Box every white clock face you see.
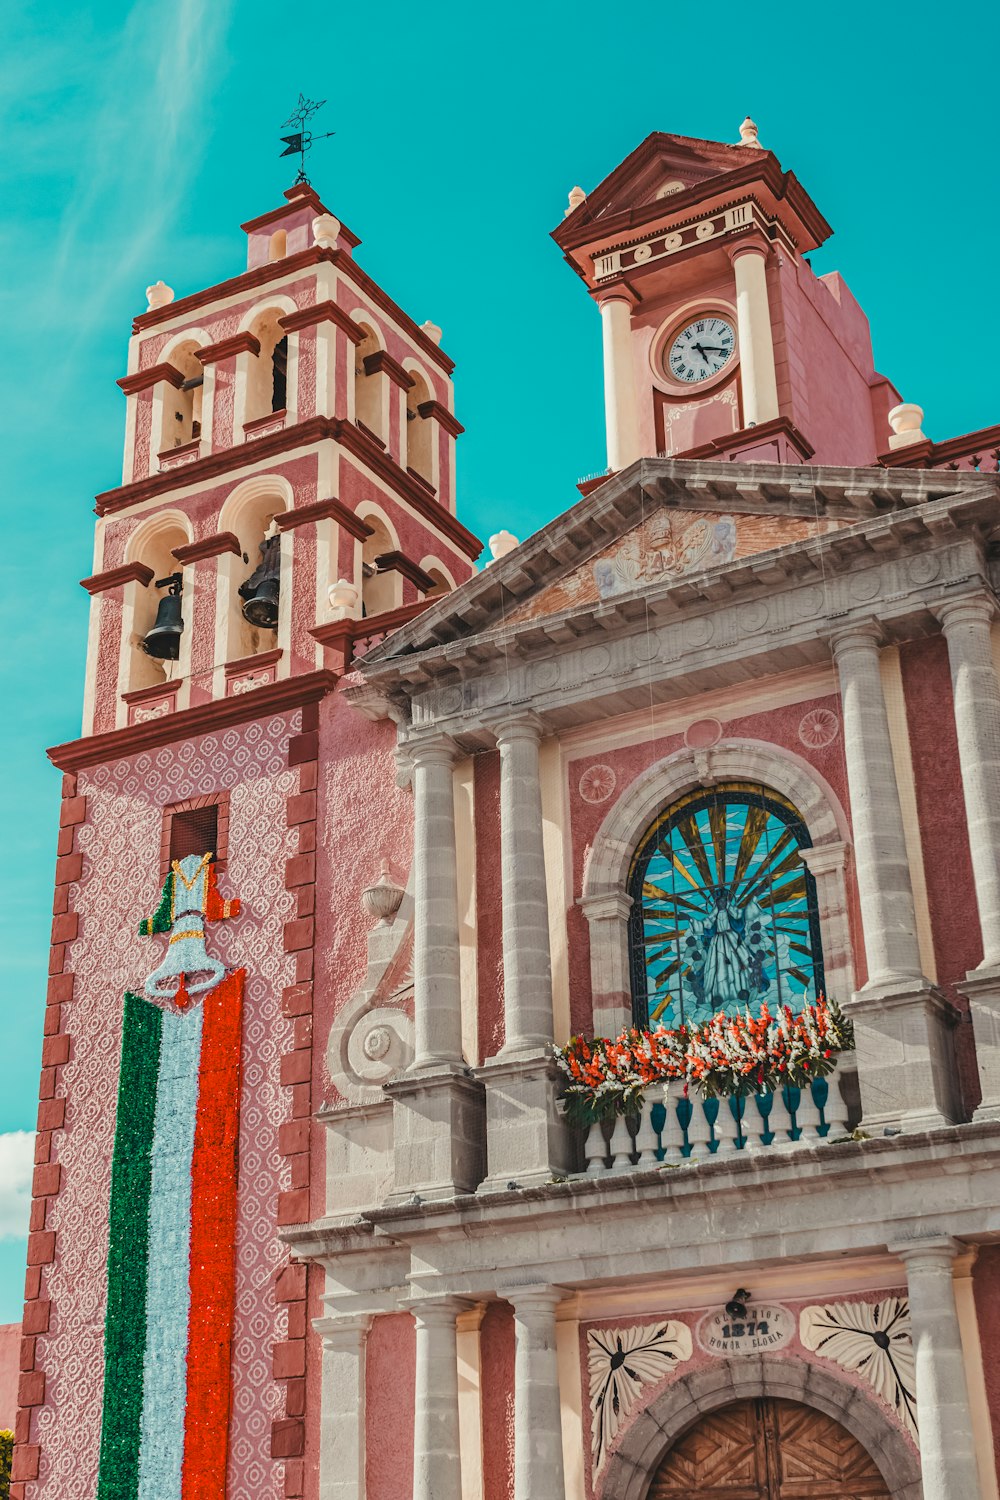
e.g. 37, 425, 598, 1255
667, 316, 736, 384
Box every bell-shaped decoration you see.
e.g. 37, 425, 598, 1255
239, 534, 281, 629
141, 573, 184, 659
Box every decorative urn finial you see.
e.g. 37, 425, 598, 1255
565, 185, 587, 217
327, 579, 359, 620
145, 280, 174, 310
887, 402, 927, 450
420, 320, 443, 345
738, 117, 762, 148
312, 213, 340, 249
361, 861, 404, 926
488, 530, 520, 563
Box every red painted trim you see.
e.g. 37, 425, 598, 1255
172, 531, 242, 564
197, 332, 260, 365
880, 423, 1000, 471
310, 599, 433, 663
240, 186, 331, 231
122, 680, 182, 708
117, 363, 185, 395
275, 497, 374, 540
364, 350, 414, 389
183, 968, 246, 1499
279, 301, 365, 343
132, 246, 455, 374
406, 464, 436, 495
354, 419, 386, 450
47, 669, 339, 771
224, 647, 283, 678
676, 414, 815, 462
80, 562, 154, 595
374, 551, 436, 592
243, 409, 286, 437
416, 400, 464, 437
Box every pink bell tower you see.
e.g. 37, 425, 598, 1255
13, 175, 480, 1500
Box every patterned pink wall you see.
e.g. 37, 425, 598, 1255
32, 712, 300, 1500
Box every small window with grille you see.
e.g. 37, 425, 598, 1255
169, 805, 219, 863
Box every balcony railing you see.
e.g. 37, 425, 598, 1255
581, 1062, 852, 1175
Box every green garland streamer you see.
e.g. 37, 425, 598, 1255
96, 993, 162, 1500
138, 873, 174, 937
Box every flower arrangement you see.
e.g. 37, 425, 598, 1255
555, 996, 853, 1128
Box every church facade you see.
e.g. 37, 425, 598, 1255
13, 122, 1000, 1500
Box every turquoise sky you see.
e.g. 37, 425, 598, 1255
0, 0, 995, 1318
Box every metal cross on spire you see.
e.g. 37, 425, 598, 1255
279, 94, 335, 185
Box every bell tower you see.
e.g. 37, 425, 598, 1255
554, 119, 900, 471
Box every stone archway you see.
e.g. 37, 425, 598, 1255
599, 1358, 921, 1500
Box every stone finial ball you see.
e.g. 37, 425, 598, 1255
312, 213, 341, 249
145, 281, 174, 309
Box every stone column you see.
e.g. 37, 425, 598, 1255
315, 1313, 370, 1500
936, 595, 1000, 966
730, 241, 780, 426
497, 713, 554, 1056
599, 296, 641, 471
832, 623, 958, 1129
384, 736, 485, 1201
579, 889, 634, 1038
477, 718, 574, 1191
412, 1298, 468, 1500
411, 737, 464, 1069
889, 1237, 984, 1500
936, 595, 1000, 1119
505, 1285, 567, 1500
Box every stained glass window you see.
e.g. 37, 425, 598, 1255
628, 781, 824, 1030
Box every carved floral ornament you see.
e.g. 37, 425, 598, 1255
799, 1298, 917, 1438
587, 1321, 693, 1475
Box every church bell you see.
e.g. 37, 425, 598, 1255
238, 534, 281, 629
141, 573, 184, 660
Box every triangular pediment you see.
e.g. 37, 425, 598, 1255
357, 459, 977, 671
574, 132, 766, 223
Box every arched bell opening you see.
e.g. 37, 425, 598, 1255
125, 518, 191, 693
404, 369, 434, 484
359, 512, 400, 617
159, 340, 203, 454
221, 488, 289, 661
244, 308, 290, 427
353, 323, 384, 439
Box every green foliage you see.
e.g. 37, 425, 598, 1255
0, 1428, 14, 1498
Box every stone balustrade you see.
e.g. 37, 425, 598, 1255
580, 1061, 853, 1175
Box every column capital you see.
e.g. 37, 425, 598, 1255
407, 1294, 475, 1327
498, 1281, 565, 1315
597, 288, 639, 311
887, 1233, 965, 1266
726, 230, 771, 265
798, 840, 850, 878
579, 888, 634, 922
829, 617, 885, 659
407, 733, 460, 770
313, 1312, 372, 1351
932, 591, 998, 632
488, 709, 548, 747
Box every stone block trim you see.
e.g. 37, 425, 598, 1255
272, 701, 318, 1498
14, 774, 83, 1496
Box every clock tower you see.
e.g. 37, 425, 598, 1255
554, 119, 900, 471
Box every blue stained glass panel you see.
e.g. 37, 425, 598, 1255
628, 783, 825, 1030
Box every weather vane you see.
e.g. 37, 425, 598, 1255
279, 94, 335, 186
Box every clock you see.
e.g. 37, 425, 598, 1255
666, 316, 736, 385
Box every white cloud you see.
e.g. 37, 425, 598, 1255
0, 1133, 35, 1241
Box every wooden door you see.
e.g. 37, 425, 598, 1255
648, 1397, 891, 1499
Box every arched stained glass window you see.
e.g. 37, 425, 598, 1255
628, 781, 825, 1030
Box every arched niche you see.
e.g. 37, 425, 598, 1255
122, 511, 193, 692
579, 740, 855, 1040
599, 1356, 920, 1500
353, 320, 385, 439
157, 338, 203, 455
418, 556, 456, 599
404, 364, 434, 484
268, 228, 287, 261
358, 505, 401, 617
218, 478, 292, 661
242, 300, 295, 427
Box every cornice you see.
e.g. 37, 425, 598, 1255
197, 332, 260, 365
172, 531, 242, 564
417, 400, 464, 438
279, 300, 365, 343
131, 245, 454, 375
117, 363, 185, 396
374, 551, 436, 592
880, 423, 1000, 472
80, 562, 154, 594
364, 350, 414, 389
275, 496, 374, 540
93, 419, 484, 560
48, 669, 339, 772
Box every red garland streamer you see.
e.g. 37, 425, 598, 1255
182, 967, 246, 1499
